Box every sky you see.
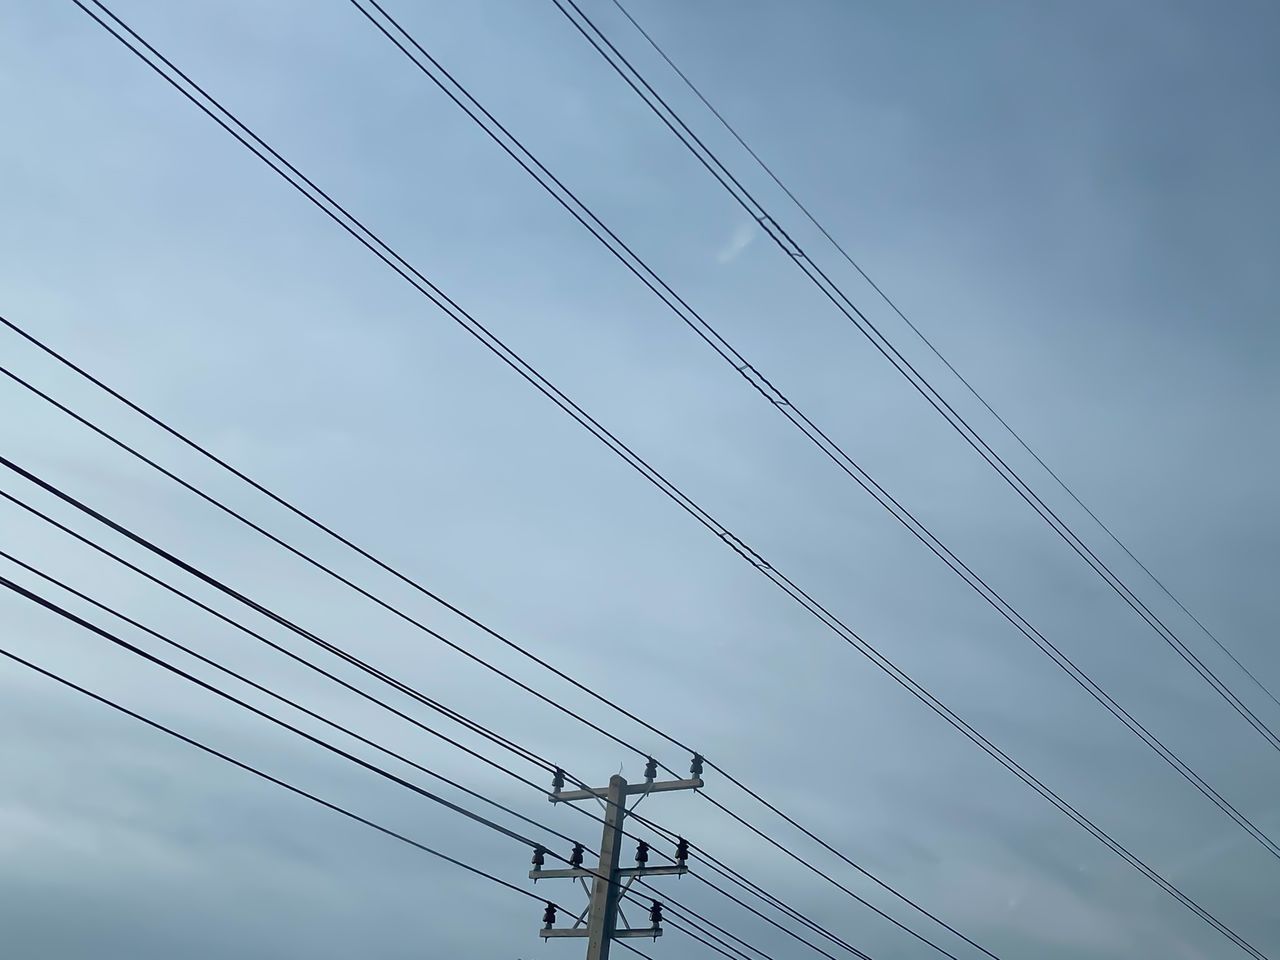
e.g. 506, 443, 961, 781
1, 1, 1278, 958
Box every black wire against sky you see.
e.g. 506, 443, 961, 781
0, 454, 879, 960
4, 0, 1034, 946
548, 0, 1280, 755
34, 2, 1271, 958
0, 306, 947, 960
603, 0, 1280, 717
346, 0, 1280, 867
0, 437, 959, 960
0, 647, 663, 960
0, 577, 765, 960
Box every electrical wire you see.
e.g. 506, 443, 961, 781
57, 4, 1270, 956
1, 572, 562, 850
61, 0, 1280, 898
1, 485, 877, 960
0, 549, 579, 845
0, 348, 987, 960
54, 0, 1280, 918
632, 840, 868, 960
8, 339, 886, 953
341, 0, 1280, 866
0, 648, 560, 906
3, 338, 1261, 960
548, 0, 1280, 756
605, 0, 1280, 718
0, 645, 674, 960
1, 449, 893, 960
0, 365, 658, 768
0, 488, 561, 785
0, 468, 901, 960
0, 636, 733, 960
1, 310, 977, 957
0, 576, 764, 960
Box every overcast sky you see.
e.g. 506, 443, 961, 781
2, 1, 1278, 958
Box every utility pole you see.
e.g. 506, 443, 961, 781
531, 755, 703, 960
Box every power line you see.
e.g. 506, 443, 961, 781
63, 2, 1270, 952
0, 365, 659, 767
23, 317, 1252, 960
0, 314, 1005, 957
57, 0, 1272, 940
2, 472, 623, 787
0, 649, 556, 902
1, 572, 560, 850
2, 538, 741, 960
0, 548, 577, 844
0, 490, 878, 960
0, 323, 689, 768
0, 550, 740, 960
0, 646, 671, 959
0, 576, 760, 960
0, 424, 900, 960
0, 313, 1008, 958
338, 0, 1280, 865
0, 452, 944, 960
54, 0, 734, 766
604, 0, 1280, 718
58, 4, 1269, 955
14, 332, 885, 945
547, 0, 1280, 757
0, 486, 562, 785
0, 320, 1250, 960
0, 56, 999, 953
628, 811, 874, 960
0, 336, 1021, 960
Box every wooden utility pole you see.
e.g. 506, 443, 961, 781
532, 756, 703, 960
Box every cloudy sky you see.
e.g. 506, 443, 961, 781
2, 1, 1277, 957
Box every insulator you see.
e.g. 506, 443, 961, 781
542, 902, 557, 928
635, 840, 649, 865
690, 753, 704, 778
531, 845, 546, 869
675, 837, 689, 865
643, 756, 658, 781
649, 901, 664, 926
570, 842, 585, 868
551, 768, 565, 792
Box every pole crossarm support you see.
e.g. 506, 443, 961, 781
531, 865, 688, 882
615, 928, 663, 940
550, 777, 703, 803
619, 864, 686, 878
541, 928, 662, 941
